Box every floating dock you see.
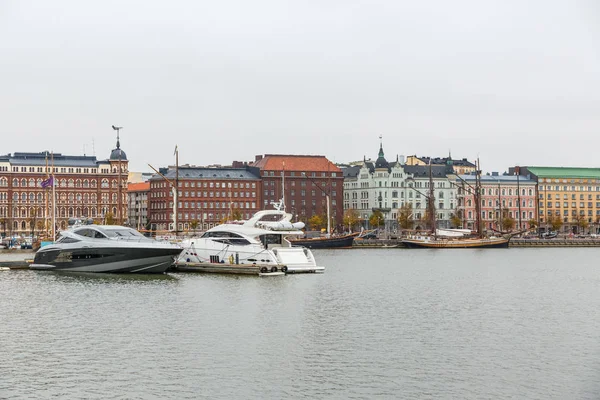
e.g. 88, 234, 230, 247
0, 260, 33, 269
172, 262, 287, 276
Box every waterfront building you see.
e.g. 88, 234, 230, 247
147, 165, 262, 232
343, 143, 457, 232
0, 139, 128, 236
250, 154, 344, 229
406, 155, 476, 175
513, 166, 600, 234
456, 173, 537, 232
127, 182, 150, 230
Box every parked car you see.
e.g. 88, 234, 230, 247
542, 231, 558, 239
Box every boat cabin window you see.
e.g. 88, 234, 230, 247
57, 236, 81, 243
74, 228, 106, 239
212, 238, 251, 246
259, 234, 282, 247
202, 231, 244, 239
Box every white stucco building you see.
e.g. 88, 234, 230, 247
343, 144, 458, 231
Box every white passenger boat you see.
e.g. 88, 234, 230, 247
177, 209, 324, 274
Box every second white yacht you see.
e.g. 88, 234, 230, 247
177, 209, 324, 273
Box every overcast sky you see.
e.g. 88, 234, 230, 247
2, 0, 599, 173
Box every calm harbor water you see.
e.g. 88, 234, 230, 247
2, 248, 600, 399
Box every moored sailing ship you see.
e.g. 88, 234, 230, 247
401, 160, 510, 249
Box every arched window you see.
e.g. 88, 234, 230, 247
101, 179, 109, 188
13, 221, 18, 230
13, 193, 18, 201
21, 221, 26, 230
83, 180, 89, 188
112, 180, 118, 188
75, 179, 81, 188
61, 179, 67, 188
20, 179, 26, 187
12, 178, 18, 187
91, 179, 97, 188
29, 193, 35, 201
21, 193, 27, 202
68, 207, 74, 217
68, 179, 74, 188
28, 179, 35, 187
37, 193, 43, 201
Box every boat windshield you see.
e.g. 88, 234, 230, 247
103, 228, 146, 238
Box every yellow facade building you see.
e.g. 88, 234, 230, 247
524, 167, 600, 234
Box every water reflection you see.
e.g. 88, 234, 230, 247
42, 270, 179, 285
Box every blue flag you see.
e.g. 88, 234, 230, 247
41, 176, 54, 188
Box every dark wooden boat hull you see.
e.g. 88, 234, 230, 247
290, 233, 359, 249
402, 238, 509, 249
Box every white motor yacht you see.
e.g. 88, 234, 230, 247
177, 209, 324, 273
31, 225, 182, 273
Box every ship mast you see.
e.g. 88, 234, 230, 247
428, 161, 436, 238
474, 158, 483, 238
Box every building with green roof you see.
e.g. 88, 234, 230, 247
513, 166, 600, 234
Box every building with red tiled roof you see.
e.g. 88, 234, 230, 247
251, 154, 344, 230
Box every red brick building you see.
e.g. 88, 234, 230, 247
250, 154, 344, 229
0, 141, 128, 236
147, 165, 262, 232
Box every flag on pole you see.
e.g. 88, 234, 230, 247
41, 176, 54, 188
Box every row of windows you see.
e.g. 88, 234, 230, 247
466, 211, 535, 220
541, 210, 600, 217
151, 191, 256, 199
541, 202, 600, 209
3, 178, 122, 189
151, 181, 258, 189
539, 185, 600, 192
7, 166, 125, 174
151, 201, 257, 210
262, 171, 338, 178
542, 193, 600, 200
481, 188, 534, 196
0, 206, 118, 219
265, 190, 338, 198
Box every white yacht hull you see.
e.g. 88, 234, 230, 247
178, 239, 321, 274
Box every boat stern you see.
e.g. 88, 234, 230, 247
272, 247, 324, 273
